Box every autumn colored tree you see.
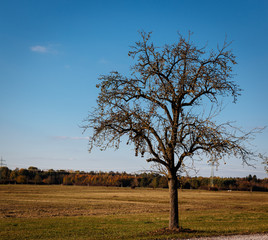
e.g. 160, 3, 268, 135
16, 175, 27, 184
34, 174, 42, 184
84, 32, 261, 229
0, 167, 11, 183
10, 170, 18, 182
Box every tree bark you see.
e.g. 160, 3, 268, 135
168, 173, 179, 229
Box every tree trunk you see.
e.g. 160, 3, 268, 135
168, 173, 179, 229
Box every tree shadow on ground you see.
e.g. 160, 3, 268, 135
148, 227, 205, 238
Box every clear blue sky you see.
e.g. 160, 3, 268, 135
0, 0, 267, 178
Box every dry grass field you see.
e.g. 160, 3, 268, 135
0, 185, 268, 239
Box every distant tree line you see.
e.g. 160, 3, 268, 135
0, 166, 267, 191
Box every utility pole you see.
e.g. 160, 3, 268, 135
210, 157, 219, 189
0, 156, 6, 167
0, 156, 7, 182
210, 161, 215, 188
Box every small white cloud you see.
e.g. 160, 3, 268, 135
53, 136, 89, 141
70, 137, 89, 140
30, 45, 48, 53
53, 136, 68, 140
98, 58, 109, 64
30, 44, 59, 54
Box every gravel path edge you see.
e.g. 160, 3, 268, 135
182, 233, 268, 240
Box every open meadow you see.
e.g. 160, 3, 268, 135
0, 185, 268, 240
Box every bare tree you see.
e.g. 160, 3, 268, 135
83, 32, 260, 230
259, 154, 268, 174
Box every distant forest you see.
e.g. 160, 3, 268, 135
0, 166, 267, 192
